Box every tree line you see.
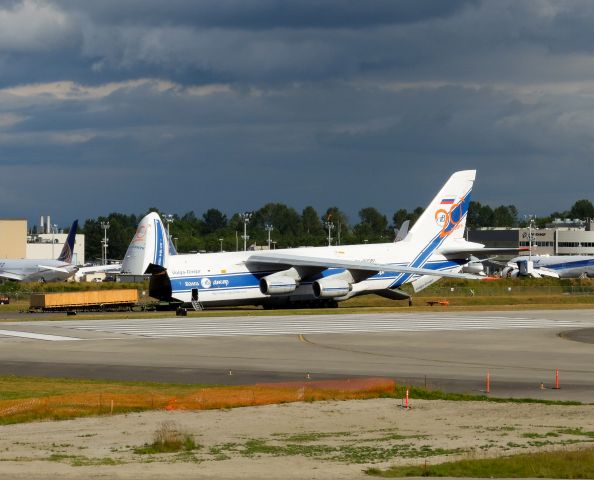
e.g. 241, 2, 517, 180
78, 199, 594, 263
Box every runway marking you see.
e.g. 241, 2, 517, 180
36, 314, 594, 339
0, 330, 80, 341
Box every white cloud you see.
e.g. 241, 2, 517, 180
0, 0, 76, 52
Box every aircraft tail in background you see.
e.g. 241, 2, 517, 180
57, 220, 78, 263
121, 212, 169, 275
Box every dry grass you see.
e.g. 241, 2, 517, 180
134, 421, 199, 454
0, 377, 395, 424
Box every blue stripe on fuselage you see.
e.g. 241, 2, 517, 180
537, 258, 594, 271
169, 260, 464, 295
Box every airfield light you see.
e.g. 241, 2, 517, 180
101, 221, 110, 265
219, 237, 224, 252
265, 224, 274, 250
240, 212, 253, 251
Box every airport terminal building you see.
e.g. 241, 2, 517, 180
469, 219, 594, 257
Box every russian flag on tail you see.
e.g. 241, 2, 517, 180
440, 198, 455, 205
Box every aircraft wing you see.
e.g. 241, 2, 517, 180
76, 264, 122, 275
439, 247, 530, 256
246, 253, 485, 280
535, 267, 560, 278
0, 271, 26, 281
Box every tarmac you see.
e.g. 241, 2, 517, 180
0, 308, 593, 402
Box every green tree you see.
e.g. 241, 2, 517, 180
492, 205, 518, 227
354, 207, 388, 242
570, 199, 594, 220
323, 207, 350, 245
392, 209, 409, 230
202, 208, 227, 234
301, 206, 325, 246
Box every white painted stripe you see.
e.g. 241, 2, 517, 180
0, 330, 80, 341
58, 316, 591, 339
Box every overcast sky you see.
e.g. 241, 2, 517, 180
1, 0, 593, 227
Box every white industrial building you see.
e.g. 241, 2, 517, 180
0, 215, 85, 265
469, 218, 594, 257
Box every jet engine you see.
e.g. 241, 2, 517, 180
312, 277, 352, 298
259, 275, 298, 295
462, 256, 485, 275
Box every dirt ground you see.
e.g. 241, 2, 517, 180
0, 398, 593, 479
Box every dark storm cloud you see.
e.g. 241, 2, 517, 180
1, 0, 594, 225
53, 0, 475, 29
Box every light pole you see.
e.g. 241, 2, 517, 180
265, 224, 274, 250
324, 221, 334, 246
51, 224, 57, 259
524, 214, 535, 261
240, 212, 252, 251
101, 221, 110, 265
219, 237, 224, 252
163, 214, 174, 244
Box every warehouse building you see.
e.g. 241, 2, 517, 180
469, 218, 594, 257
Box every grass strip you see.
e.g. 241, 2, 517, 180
386, 385, 583, 406
366, 447, 594, 478
0, 375, 213, 401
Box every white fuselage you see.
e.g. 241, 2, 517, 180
507, 255, 594, 279
161, 242, 462, 306
0, 259, 77, 282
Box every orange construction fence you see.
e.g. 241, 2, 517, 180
0, 377, 395, 423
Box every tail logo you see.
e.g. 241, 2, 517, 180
435, 195, 468, 238
132, 224, 150, 243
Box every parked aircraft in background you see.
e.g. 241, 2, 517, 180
502, 255, 594, 278
0, 221, 78, 282
74, 262, 122, 282
394, 220, 409, 242
123, 170, 512, 309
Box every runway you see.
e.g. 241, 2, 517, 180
1, 309, 593, 401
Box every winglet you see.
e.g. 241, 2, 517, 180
57, 220, 78, 263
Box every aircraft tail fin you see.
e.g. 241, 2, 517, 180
57, 220, 78, 263
406, 170, 474, 246
122, 212, 169, 275
394, 220, 410, 242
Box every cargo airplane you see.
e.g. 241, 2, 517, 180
0, 220, 78, 282
122, 170, 505, 309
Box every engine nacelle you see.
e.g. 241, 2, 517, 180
259, 275, 298, 295
462, 262, 485, 275
312, 278, 352, 298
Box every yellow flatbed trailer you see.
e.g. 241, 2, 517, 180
30, 289, 139, 312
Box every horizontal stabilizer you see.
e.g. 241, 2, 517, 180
411, 274, 441, 293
